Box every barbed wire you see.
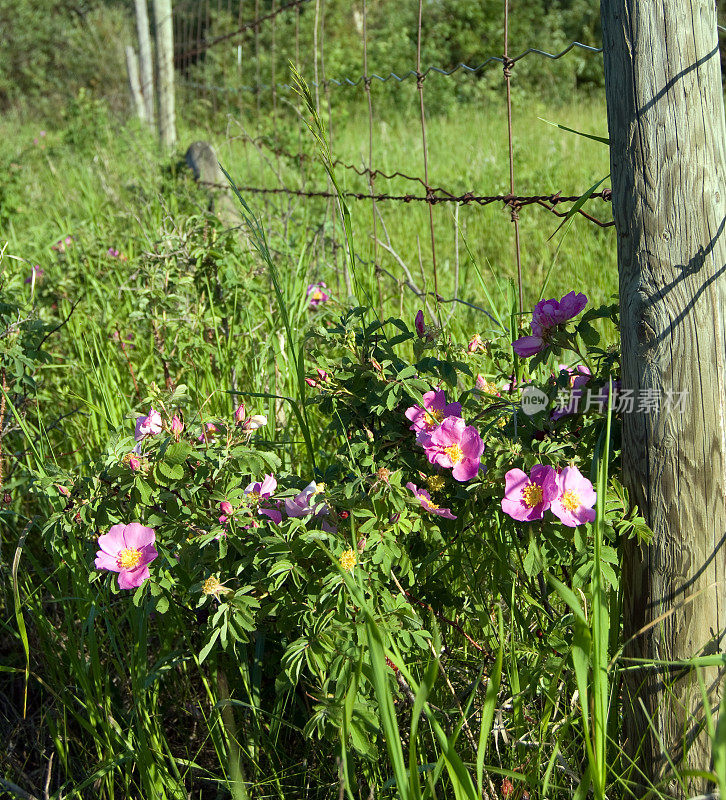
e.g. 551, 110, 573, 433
199, 179, 613, 225
176, 40, 604, 94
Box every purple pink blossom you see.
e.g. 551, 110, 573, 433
468, 334, 485, 353
51, 235, 74, 253
307, 282, 329, 308
135, 408, 162, 442
244, 474, 282, 524
424, 417, 485, 482
24, 265, 44, 284
550, 466, 597, 527
406, 482, 456, 519
512, 291, 588, 357
94, 522, 158, 589
501, 465, 557, 521
405, 390, 462, 444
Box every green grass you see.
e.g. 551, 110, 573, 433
3, 90, 719, 800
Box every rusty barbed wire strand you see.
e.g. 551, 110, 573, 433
175, 40, 604, 90
199, 179, 613, 222
221, 130, 613, 225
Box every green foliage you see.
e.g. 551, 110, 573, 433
0, 0, 131, 116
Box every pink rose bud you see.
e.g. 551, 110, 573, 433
234, 403, 246, 425
57, 484, 70, 497
129, 456, 140, 471
316, 368, 329, 382
305, 377, 317, 387
220, 500, 233, 516
475, 374, 487, 391
171, 415, 184, 435
242, 414, 267, 431
219, 515, 228, 525
414, 309, 425, 338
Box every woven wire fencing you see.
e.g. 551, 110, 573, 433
170, 0, 615, 317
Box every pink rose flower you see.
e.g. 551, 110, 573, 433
425, 417, 485, 482
245, 473, 282, 523
512, 291, 588, 357
135, 408, 163, 442
550, 466, 597, 527
94, 522, 158, 589
234, 403, 246, 425
220, 500, 234, 516
307, 282, 329, 308
406, 482, 456, 519
285, 481, 328, 522
128, 456, 141, 471
468, 334, 485, 353
501, 465, 557, 522
405, 390, 462, 442
171, 414, 184, 435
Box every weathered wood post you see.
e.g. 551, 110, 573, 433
133, 0, 155, 125
601, 1, 726, 792
125, 46, 146, 122
154, 0, 176, 149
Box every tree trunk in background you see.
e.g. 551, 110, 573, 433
601, 1, 726, 793
154, 0, 176, 149
134, 0, 155, 125
125, 46, 146, 122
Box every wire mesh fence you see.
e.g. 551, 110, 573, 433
168, 0, 614, 314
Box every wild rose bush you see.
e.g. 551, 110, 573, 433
36, 292, 649, 756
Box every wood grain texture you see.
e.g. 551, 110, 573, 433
601, 1, 726, 792
125, 46, 146, 123
153, 0, 176, 149
134, 0, 155, 126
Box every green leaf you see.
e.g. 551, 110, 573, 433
163, 440, 193, 466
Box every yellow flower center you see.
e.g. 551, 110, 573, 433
444, 443, 463, 464
311, 290, 323, 301
422, 496, 440, 510
202, 576, 222, 595
522, 483, 543, 508
560, 490, 581, 512
426, 475, 446, 492
424, 409, 445, 427
117, 547, 142, 570
339, 548, 357, 572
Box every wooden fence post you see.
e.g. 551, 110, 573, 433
125, 46, 146, 122
601, 1, 726, 793
134, 0, 155, 125
154, 0, 176, 149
